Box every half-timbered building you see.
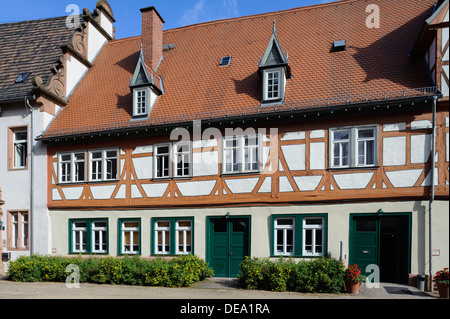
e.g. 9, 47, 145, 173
38, 0, 449, 286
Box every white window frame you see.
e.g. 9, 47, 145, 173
13, 130, 27, 169
58, 151, 86, 184
173, 142, 192, 178
88, 149, 119, 182
154, 143, 171, 179
263, 68, 285, 102
222, 135, 262, 174
274, 217, 295, 256
329, 125, 378, 169
72, 221, 88, 253
155, 220, 171, 255
175, 220, 192, 255
355, 127, 376, 167
92, 221, 108, 253
302, 217, 324, 256
121, 220, 140, 254
133, 88, 148, 116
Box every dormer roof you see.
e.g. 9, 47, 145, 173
259, 21, 288, 68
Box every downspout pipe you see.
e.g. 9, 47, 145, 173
429, 95, 437, 288
25, 98, 34, 255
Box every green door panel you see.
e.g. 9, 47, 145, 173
208, 217, 250, 278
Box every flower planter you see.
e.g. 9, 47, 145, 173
436, 282, 449, 299
345, 279, 361, 294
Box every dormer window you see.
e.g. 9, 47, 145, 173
129, 49, 162, 118
134, 88, 148, 116
259, 21, 290, 104
264, 68, 284, 101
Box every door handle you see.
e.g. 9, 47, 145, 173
362, 250, 370, 254
229, 252, 232, 257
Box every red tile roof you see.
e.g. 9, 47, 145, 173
42, 0, 436, 138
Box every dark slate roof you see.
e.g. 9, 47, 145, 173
0, 16, 73, 102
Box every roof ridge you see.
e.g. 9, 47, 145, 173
0, 15, 68, 26
163, 0, 359, 34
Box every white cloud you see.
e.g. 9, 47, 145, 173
179, 0, 240, 27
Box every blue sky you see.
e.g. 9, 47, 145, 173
1, 0, 333, 39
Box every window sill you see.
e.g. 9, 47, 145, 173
221, 170, 262, 177
327, 165, 379, 172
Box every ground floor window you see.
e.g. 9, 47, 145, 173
152, 217, 193, 255
271, 214, 327, 257
119, 219, 141, 255
8, 211, 29, 250
69, 219, 109, 254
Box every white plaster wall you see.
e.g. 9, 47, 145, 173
333, 172, 374, 189
383, 136, 406, 166
224, 178, 259, 194
100, 12, 114, 38
176, 180, 216, 197
281, 144, 305, 170
411, 134, 431, 164
133, 157, 153, 179
87, 23, 107, 62
66, 56, 88, 97
309, 142, 325, 170
386, 169, 423, 188
193, 151, 219, 177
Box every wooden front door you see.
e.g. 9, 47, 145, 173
207, 216, 250, 278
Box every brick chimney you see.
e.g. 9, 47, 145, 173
140, 6, 165, 71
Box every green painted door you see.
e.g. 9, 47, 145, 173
208, 217, 250, 277
350, 214, 411, 284
350, 216, 380, 278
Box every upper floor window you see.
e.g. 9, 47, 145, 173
89, 149, 119, 182
264, 69, 281, 101
223, 135, 261, 174
59, 152, 86, 184
133, 88, 148, 116
9, 128, 28, 169
154, 144, 171, 179
154, 142, 192, 179
330, 125, 377, 169
174, 142, 191, 178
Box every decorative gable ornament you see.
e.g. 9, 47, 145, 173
259, 21, 290, 104
129, 49, 162, 117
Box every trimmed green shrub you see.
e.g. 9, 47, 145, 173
239, 256, 345, 293
6, 254, 214, 288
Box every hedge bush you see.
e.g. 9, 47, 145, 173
238, 256, 345, 293
7, 254, 214, 287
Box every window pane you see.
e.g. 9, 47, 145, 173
276, 218, 293, 226
334, 131, 349, 140
75, 161, 85, 182
305, 218, 323, 226
286, 229, 294, 253
358, 129, 374, 139
124, 222, 139, 229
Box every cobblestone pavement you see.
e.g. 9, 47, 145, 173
0, 277, 439, 299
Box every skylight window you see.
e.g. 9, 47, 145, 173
332, 40, 347, 52
219, 56, 231, 66
15, 72, 30, 84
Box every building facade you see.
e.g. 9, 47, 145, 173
0, 1, 115, 274
21, 0, 450, 287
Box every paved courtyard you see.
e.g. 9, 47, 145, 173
0, 277, 438, 299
